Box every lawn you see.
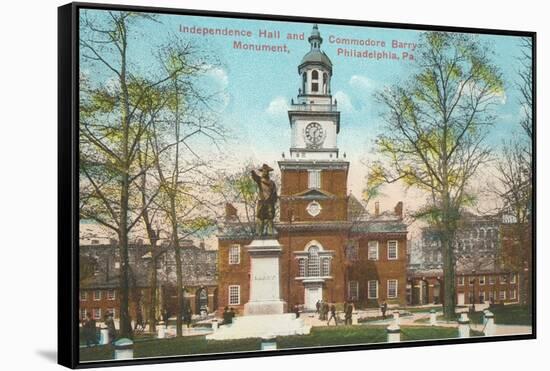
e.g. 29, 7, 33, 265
80, 325, 478, 362
469, 304, 532, 325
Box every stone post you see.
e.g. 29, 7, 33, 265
484, 311, 495, 336
261, 335, 277, 351
113, 338, 134, 360
211, 319, 219, 332
99, 327, 109, 345
157, 321, 166, 339
429, 309, 437, 326
386, 324, 401, 343
393, 311, 400, 326
458, 312, 470, 338
352, 311, 358, 325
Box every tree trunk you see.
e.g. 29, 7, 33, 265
170, 196, 183, 337
442, 233, 456, 321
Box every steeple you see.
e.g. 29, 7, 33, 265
308, 24, 323, 50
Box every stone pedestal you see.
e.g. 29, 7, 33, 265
430, 309, 437, 326
458, 312, 470, 338
113, 338, 134, 360
484, 311, 495, 336
244, 238, 287, 315
99, 327, 109, 345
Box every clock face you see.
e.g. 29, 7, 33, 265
304, 122, 325, 147
307, 201, 322, 217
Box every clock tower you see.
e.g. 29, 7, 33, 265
279, 24, 349, 223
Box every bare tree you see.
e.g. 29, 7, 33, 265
371, 32, 504, 320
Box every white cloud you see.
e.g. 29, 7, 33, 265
333, 91, 354, 112
349, 74, 376, 91
206, 67, 229, 88
266, 96, 290, 116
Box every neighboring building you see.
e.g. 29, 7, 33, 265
79, 240, 218, 324
217, 25, 409, 314
408, 213, 520, 306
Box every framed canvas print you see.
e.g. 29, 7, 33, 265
58, 2, 536, 368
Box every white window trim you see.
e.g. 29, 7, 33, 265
308, 169, 321, 189
107, 290, 116, 300
228, 285, 241, 306
80, 291, 87, 301
387, 240, 398, 260
80, 308, 87, 320
348, 281, 359, 299
510, 273, 517, 284
368, 280, 379, 299
499, 290, 507, 300
510, 289, 517, 300
93, 308, 102, 320
368, 241, 379, 261
93, 290, 101, 301
479, 276, 485, 285
387, 279, 398, 299
458, 276, 464, 286
229, 244, 241, 265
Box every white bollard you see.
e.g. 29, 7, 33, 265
387, 324, 401, 343
352, 312, 358, 325
393, 311, 400, 326
99, 327, 109, 345
261, 335, 277, 351
157, 321, 166, 339
458, 312, 470, 338
484, 311, 495, 336
211, 319, 219, 332
429, 309, 437, 326
113, 338, 134, 360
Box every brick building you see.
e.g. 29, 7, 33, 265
408, 213, 520, 306
217, 25, 408, 314
79, 239, 218, 324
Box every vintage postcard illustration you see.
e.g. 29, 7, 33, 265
74, 6, 534, 363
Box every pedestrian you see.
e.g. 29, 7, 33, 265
104, 312, 117, 343
184, 306, 193, 328
82, 312, 97, 347
316, 300, 321, 314
327, 303, 338, 326
344, 301, 353, 325
294, 304, 300, 318
322, 301, 329, 321
381, 301, 388, 320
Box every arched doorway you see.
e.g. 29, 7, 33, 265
196, 287, 208, 313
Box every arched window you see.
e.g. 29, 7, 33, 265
302, 72, 307, 94
323, 72, 328, 93
311, 70, 319, 92
307, 246, 320, 277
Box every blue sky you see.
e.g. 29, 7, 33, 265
80, 9, 529, 207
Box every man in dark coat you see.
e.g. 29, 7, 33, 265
222, 306, 232, 325
381, 301, 388, 320
184, 306, 193, 328
82, 312, 97, 347
316, 300, 321, 314
344, 301, 353, 325
327, 303, 338, 326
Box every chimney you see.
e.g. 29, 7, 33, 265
199, 241, 205, 250
374, 201, 380, 217
394, 201, 403, 219
225, 203, 238, 220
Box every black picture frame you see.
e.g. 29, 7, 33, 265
58, 2, 536, 368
